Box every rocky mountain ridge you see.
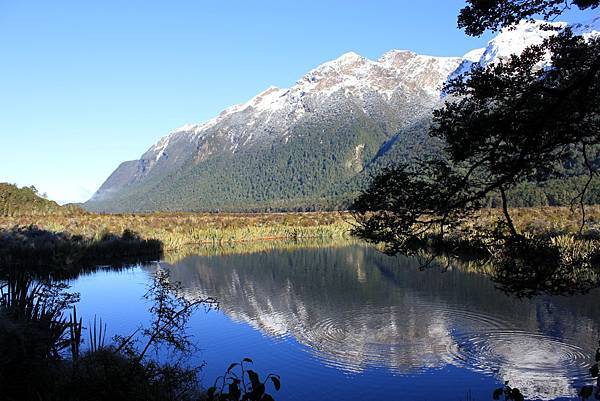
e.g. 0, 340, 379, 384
86, 16, 599, 212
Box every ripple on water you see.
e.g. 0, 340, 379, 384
294, 301, 514, 374
448, 330, 592, 399
286, 300, 593, 397
449, 331, 589, 374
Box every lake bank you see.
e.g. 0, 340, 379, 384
0, 211, 354, 251
3, 207, 600, 286
3, 206, 600, 249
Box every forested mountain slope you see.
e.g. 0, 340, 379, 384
0, 183, 84, 217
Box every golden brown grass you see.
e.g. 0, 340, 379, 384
162, 238, 361, 263
465, 206, 600, 235
2, 206, 599, 252
0, 211, 354, 250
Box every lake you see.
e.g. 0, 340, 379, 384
70, 243, 600, 401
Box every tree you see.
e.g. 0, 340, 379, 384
352, 0, 600, 257
436, 29, 600, 232
458, 0, 599, 36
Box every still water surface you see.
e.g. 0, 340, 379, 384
71, 244, 600, 401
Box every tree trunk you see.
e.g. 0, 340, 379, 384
499, 186, 518, 237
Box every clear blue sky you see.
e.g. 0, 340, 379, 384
0, 1, 595, 203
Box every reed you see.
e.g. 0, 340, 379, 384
162, 238, 362, 263
88, 315, 107, 353
0, 211, 354, 251
69, 305, 83, 361
2, 207, 598, 255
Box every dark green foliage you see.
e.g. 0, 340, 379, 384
0, 270, 215, 401
206, 358, 280, 401
493, 382, 524, 401
351, 163, 482, 256
0, 226, 163, 276
579, 341, 600, 400
353, 28, 600, 253
0, 183, 84, 217
458, 0, 599, 36
63, 347, 202, 401
0, 275, 77, 401
492, 176, 600, 207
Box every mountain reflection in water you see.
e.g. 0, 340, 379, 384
154, 245, 600, 400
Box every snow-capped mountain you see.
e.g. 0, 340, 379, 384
86, 15, 599, 212
132, 50, 461, 179
448, 15, 600, 81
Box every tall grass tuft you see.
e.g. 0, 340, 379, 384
69, 305, 83, 361
88, 315, 107, 353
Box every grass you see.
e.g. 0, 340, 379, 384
397, 206, 600, 261
463, 206, 600, 236
3, 206, 600, 270
0, 211, 354, 251
162, 238, 361, 263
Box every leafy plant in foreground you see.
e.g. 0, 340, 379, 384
579, 341, 600, 400
207, 358, 281, 401
493, 382, 525, 401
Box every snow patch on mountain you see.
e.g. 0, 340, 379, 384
478, 19, 566, 67
146, 49, 463, 164
152, 136, 170, 162
571, 14, 600, 39
446, 14, 599, 85
463, 48, 486, 62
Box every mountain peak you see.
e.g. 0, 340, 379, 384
308, 51, 373, 75
462, 48, 486, 62
334, 51, 366, 63
377, 49, 415, 62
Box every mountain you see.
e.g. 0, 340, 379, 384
85, 16, 600, 213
